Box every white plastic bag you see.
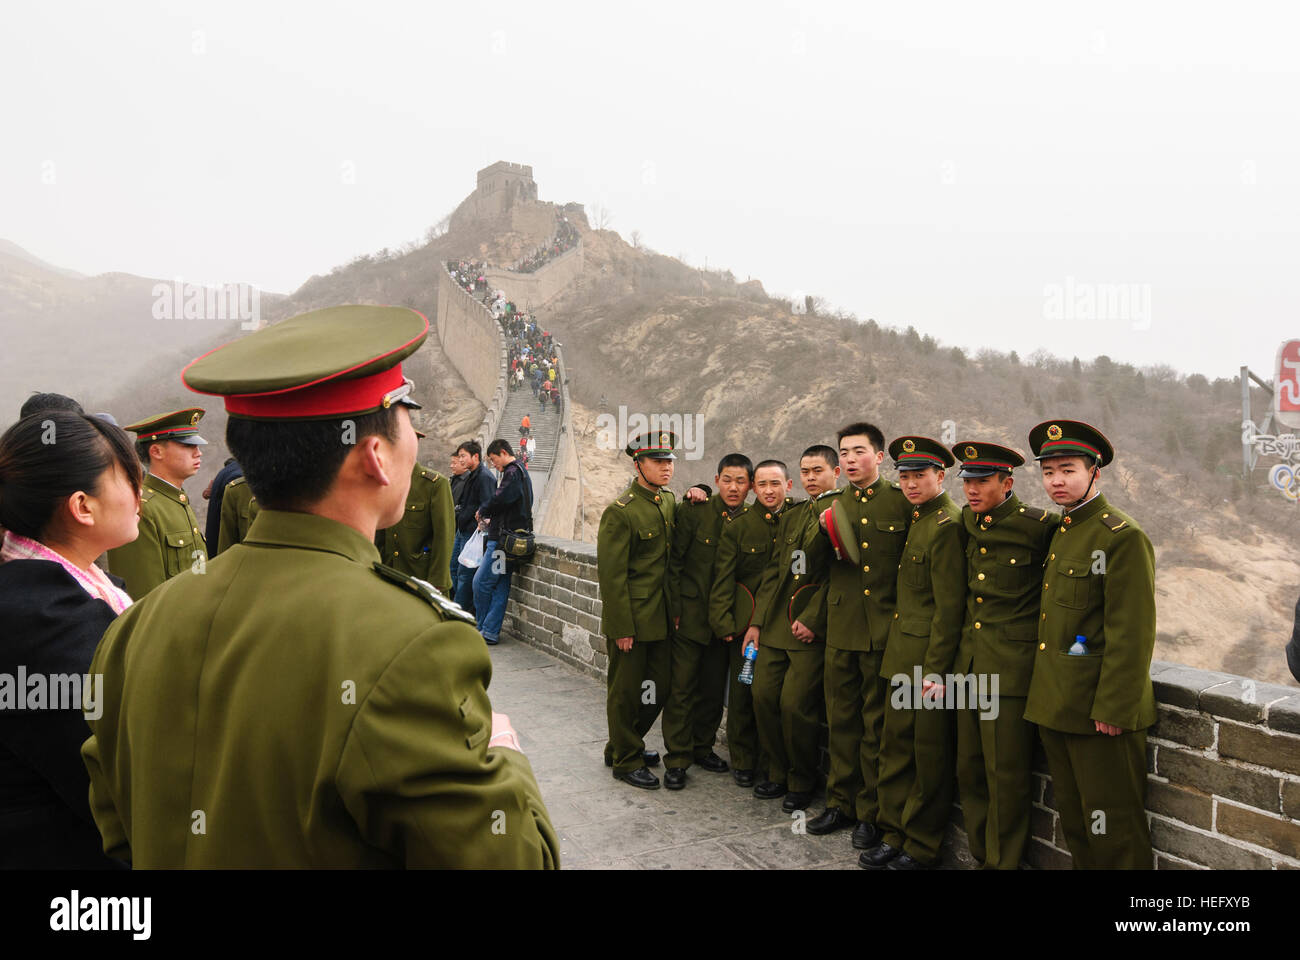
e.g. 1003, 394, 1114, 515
458, 529, 486, 569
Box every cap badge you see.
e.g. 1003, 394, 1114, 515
659, 433, 670, 447
964, 445, 978, 459
902, 439, 916, 453
1046, 424, 1063, 441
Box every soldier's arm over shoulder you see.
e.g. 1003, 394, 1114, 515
1092, 522, 1157, 730
336, 620, 559, 868
667, 501, 698, 619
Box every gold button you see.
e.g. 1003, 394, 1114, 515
1060, 526, 1066, 533
861, 542, 868, 549
794, 574, 800, 580
977, 573, 985, 581
862, 565, 870, 573
193, 527, 198, 533
1043, 583, 1049, 590
1038, 642, 1046, 650
1009, 558, 1016, 564
976, 597, 983, 603
1102, 512, 1109, 519
860, 518, 868, 524
863, 588, 870, 595
1041, 613, 1047, 621
180, 494, 188, 503
1050, 553, 1055, 560
894, 612, 899, 619
1067, 568, 1074, 575
179, 538, 185, 545
979, 547, 987, 554
975, 622, 982, 630
888, 525, 895, 531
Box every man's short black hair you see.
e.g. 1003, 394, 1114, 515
800, 444, 838, 468
19, 392, 84, 420
716, 453, 754, 479
226, 407, 400, 511
837, 421, 885, 453
486, 438, 513, 457
457, 439, 483, 459
753, 458, 788, 480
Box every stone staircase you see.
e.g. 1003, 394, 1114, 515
497, 374, 561, 495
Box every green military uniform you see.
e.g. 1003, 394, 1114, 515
709, 497, 788, 775
750, 493, 832, 794
873, 437, 966, 868
806, 475, 910, 825
106, 408, 209, 600
83, 304, 558, 867
1023, 420, 1156, 870
597, 432, 679, 784
376, 463, 455, 596
948, 442, 1058, 870
216, 475, 260, 554
662, 493, 732, 772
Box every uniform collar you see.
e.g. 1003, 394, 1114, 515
909, 490, 954, 521
1060, 492, 1109, 530
145, 472, 191, 506
849, 475, 884, 500
973, 492, 1020, 530
242, 509, 382, 565
628, 480, 666, 505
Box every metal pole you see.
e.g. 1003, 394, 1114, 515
1241, 365, 1253, 478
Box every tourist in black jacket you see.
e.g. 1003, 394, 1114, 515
471, 440, 532, 645
451, 440, 499, 612
0, 411, 142, 868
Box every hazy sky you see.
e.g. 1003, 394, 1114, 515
3, 1, 1297, 380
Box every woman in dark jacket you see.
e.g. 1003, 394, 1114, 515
0, 411, 141, 868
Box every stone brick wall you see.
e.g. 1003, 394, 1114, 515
484, 242, 584, 311
532, 348, 583, 539
502, 535, 1300, 869
435, 266, 506, 451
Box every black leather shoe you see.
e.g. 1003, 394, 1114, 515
806, 808, 855, 835
695, 752, 729, 773
732, 768, 755, 788
851, 821, 881, 849
857, 842, 901, 869
753, 780, 788, 800
664, 767, 687, 790
887, 852, 935, 871
614, 766, 661, 789
605, 750, 661, 769
782, 790, 814, 812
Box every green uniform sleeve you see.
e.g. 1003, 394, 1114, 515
81, 616, 133, 863
336, 624, 559, 868
662, 492, 679, 616
425, 475, 455, 595
1092, 528, 1157, 729
597, 506, 636, 639
796, 510, 830, 637
217, 485, 242, 554
922, 521, 968, 677
709, 520, 742, 638
109, 511, 166, 600
667, 502, 697, 623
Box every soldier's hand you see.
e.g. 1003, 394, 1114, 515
743, 626, 760, 651
792, 620, 813, 642
1094, 720, 1123, 736
684, 486, 706, 503
489, 712, 523, 752
615, 636, 634, 652
819, 508, 830, 530
673, 616, 680, 630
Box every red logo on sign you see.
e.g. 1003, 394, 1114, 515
1280, 340, 1300, 413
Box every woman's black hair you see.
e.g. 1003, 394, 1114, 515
0, 411, 142, 540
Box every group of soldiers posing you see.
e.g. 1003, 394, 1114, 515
596, 420, 1157, 870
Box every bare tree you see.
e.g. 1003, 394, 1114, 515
591, 202, 612, 230
630, 229, 642, 250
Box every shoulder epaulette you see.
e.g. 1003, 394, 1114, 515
372, 562, 477, 624
815, 488, 839, 501
615, 493, 634, 507
936, 510, 953, 525
1016, 505, 1050, 522
227, 476, 247, 489
889, 481, 901, 489
140, 488, 156, 502
1099, 511, 1129, 533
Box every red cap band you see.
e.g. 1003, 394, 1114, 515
224, 365, 405, 419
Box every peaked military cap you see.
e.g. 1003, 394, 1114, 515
182, 305, 427, 420
125, 408, 208, 446
951, 440, 1024, 479
888, 435, 955, 472
823, 498, 861, 565
1028, 419, 1114, 467
625, 430, 677, 460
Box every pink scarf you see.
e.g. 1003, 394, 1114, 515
0, 531, 132, 615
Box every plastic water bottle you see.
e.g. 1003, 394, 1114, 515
1068, 634, 1089, 655
738, 643, 758, 685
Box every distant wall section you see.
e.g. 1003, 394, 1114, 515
435, 267, 506, 450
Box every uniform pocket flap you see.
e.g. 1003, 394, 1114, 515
900, 618, 931, 637
637, 528, 659, 540
1057, 559, 1092, 578
164, 531, 192, 548
405, 501, 428, 511
874, 518, 905, 533
998, 549, 1032, 567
